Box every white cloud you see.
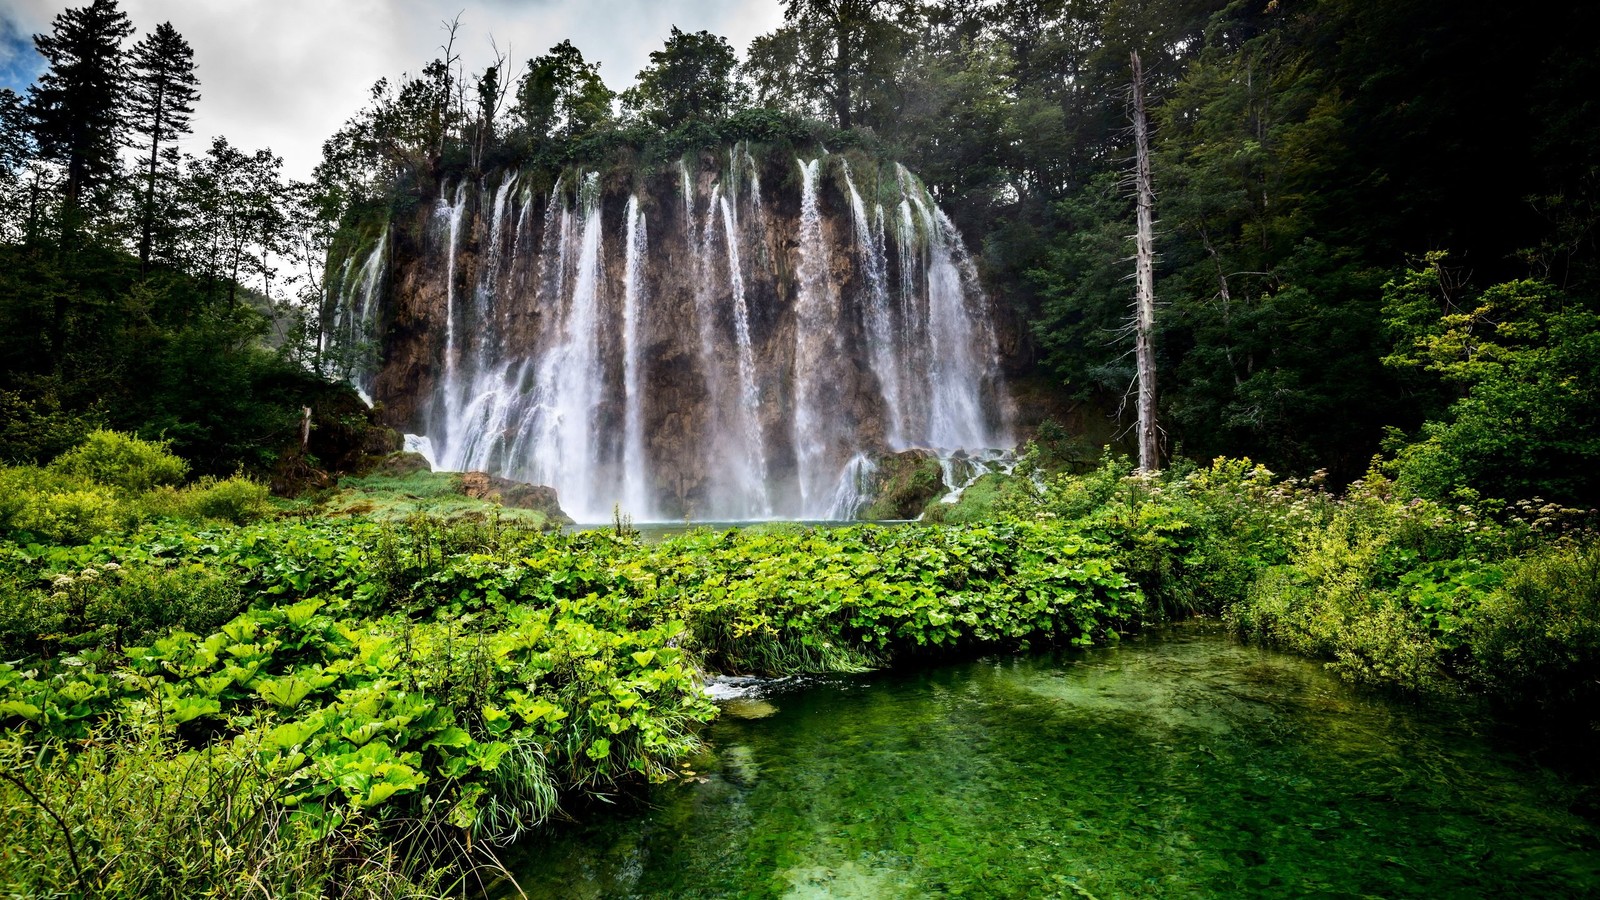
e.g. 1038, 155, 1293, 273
3, 0, 784, 179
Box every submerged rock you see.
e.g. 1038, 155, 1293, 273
720, 698, 779, 719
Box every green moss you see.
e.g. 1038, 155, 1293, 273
920, 472, 1023, 524
310, 470, 569, 525
859, 453, 945, 520
319, 469, 558, 528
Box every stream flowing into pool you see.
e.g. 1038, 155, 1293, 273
499, 625, 1599, 898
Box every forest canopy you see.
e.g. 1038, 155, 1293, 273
2, 0, 1598, 507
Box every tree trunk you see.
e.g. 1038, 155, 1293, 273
139, 81, 166, 275
835, 24, 852, 130
1131, 50, 1160, 473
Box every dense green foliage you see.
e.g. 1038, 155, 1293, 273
0, 430, 268, 546
975, 453, 1599, 714
0, 507, 1140, 895
5, 433, 1599, 896
0, 2, 383, 479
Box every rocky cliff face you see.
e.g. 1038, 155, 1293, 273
331, 146, 1013, 521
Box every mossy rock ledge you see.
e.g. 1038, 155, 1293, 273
860, 449, 949, 520
452, 471, 575, 525
371, 451, 432, 478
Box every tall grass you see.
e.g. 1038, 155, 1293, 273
0, 730, 500, 899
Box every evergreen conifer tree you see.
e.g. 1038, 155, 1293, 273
26, 0, 133, 229
127, 21, 198, 273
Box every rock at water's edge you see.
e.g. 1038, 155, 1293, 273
860, 449, 948, 520
454, 471, 575, 525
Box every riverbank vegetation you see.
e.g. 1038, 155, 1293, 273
2, 431, 1597, 895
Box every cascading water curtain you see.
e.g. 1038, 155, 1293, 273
343, 157, 1010, 522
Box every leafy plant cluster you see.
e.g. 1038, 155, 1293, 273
3, 436, 1597, 897
984, 452, 1599, 714
0, 509, 1142, 897
0, 429, 268, 545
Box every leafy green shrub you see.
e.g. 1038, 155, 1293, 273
3, 440, 268, 543
177, 474, 271, 524
1471, 544, 1600, 717
1383, 268, 1600, 508
990, 455, 1326, 618
0, 732, 460, 899
0, 560, 246, 659
90, 564, 247, 649
0, 389, 104, 465
0, 477, 130, 544
47, 429, 188, 495
1223, 470, 1516, 693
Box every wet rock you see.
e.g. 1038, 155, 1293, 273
720, 698, 779, 719
859, 449, 948, 520
361, 425, 404, 456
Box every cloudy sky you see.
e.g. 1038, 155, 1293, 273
0, 0, 785, 179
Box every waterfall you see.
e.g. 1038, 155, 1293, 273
440, 180, 469, 392
792, 158, 844, 517
933, 448, 1019, 507
719, 187, 770, 517
824, 453, 877, 520
621, 196, 652, 520
894, 164, 1008, 451
523, 172, 607, 519
692, 179, 722, 396
322, 222, 389, 392
358, 153, 1012, 522
509, 183, 534, 295
353, 233, 387, 332
842, 161, 903, 447
742, 142, 762, 211
474, 173, 518, 367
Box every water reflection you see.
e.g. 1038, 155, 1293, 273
500, 625, 1600, 898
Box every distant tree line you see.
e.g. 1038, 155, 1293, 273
0, 0, 357, 475
318, 0, 1600, 505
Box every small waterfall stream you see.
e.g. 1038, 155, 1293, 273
719, 184, 771, 517
791, 157, 843, 517
620, 196, 652, 520
440, 180, 468, 392
842, 161, 903, 447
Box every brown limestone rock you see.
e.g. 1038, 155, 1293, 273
453, 471, 574, 524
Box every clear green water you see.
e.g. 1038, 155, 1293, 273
500, 626, 1600, 898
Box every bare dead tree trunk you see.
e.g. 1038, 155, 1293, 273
1131, 50, 1160, 473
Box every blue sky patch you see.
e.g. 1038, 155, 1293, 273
0, 14, 42, 95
